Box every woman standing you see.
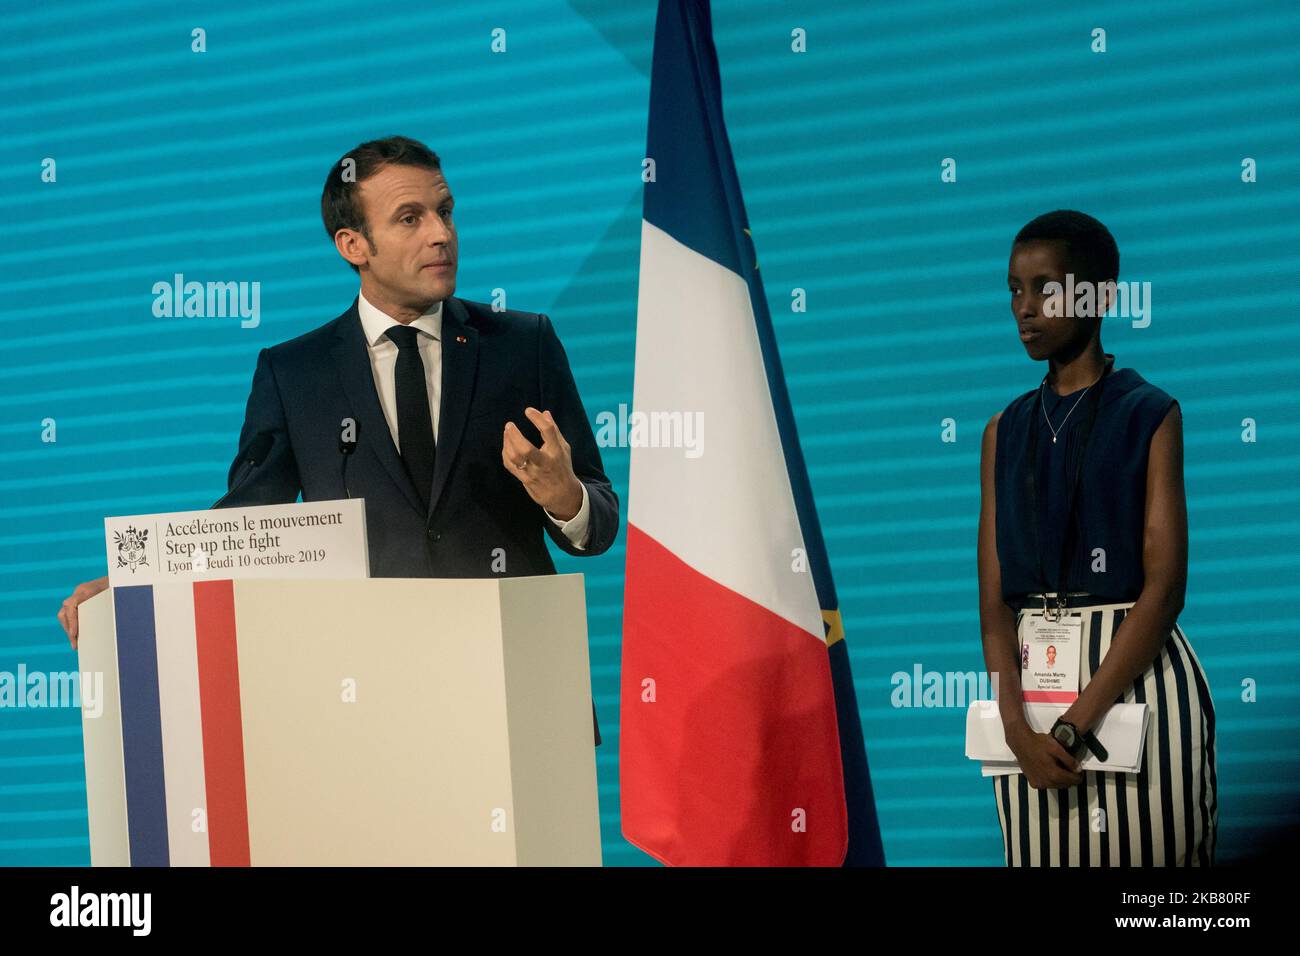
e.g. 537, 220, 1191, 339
977, 210, 1217, 866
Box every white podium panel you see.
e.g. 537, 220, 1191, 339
78, 575, 600, 866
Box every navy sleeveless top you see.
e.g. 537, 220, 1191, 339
994, 359, 1178, 604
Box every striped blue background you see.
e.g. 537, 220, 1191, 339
2, 0, 1296, 865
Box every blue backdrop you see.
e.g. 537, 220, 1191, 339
2, 0, 1297, 865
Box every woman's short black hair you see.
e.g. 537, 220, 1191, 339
1013, 209, 1120, 284
321, 135, 442, 273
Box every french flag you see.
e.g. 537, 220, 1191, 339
619, 0, 885, 866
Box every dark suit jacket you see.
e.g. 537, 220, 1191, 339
214, 294, 618, 742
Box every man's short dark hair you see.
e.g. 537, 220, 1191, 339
321, 135, 442, 274
1013, 209, 1120, 284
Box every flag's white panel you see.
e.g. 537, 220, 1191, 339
630, 219, 823, 642
152, 583, 211, 866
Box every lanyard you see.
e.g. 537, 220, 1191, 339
1024, 359, 1113, 620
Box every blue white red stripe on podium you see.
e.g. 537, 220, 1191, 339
105, 581, 250, 866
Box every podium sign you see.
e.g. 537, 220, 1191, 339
105, 500, 369, 586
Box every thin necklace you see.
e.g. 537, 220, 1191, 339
1038, 370, 1101, 444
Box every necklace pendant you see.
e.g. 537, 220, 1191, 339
1052, 436, 1057, 444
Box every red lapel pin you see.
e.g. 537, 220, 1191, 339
456, 335, 467, 343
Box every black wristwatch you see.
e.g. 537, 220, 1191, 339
1050, 718, 1109, 762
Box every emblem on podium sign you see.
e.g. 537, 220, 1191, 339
113, 526, 150, 572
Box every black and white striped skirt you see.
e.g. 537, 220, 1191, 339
993, 597, 1218, 866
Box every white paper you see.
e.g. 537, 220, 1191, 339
965, 699, 1149, 775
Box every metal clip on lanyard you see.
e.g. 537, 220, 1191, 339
1025, 360, 1113, 622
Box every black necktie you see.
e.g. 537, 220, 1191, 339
385, 325, 436, 511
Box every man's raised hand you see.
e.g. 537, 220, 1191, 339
501, 407, 584, 521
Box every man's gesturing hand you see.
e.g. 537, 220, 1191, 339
502, 407, 585, 521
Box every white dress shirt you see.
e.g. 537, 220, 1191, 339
356, 290, 590, 549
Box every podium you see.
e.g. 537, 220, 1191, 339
76, 574, 601, 866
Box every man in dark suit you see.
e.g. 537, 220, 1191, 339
57, 136, 619, 739
220, 291, 617, 577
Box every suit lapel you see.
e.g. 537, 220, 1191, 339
330, 298, 425, 517
429, 295, 479, 518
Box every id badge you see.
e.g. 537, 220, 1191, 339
1019, 612, 1083, 702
